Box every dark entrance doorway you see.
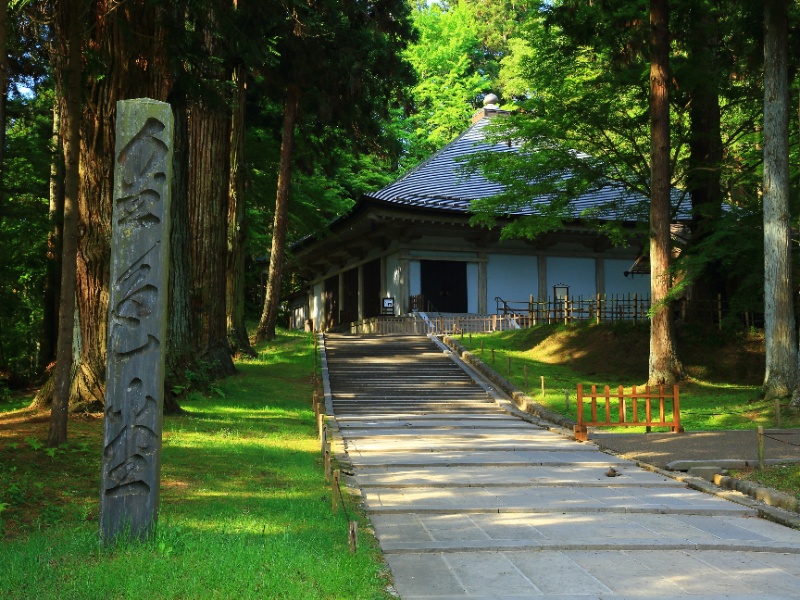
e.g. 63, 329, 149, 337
420, 260, 467, 313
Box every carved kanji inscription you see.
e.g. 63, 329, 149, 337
101, 100, 172, 544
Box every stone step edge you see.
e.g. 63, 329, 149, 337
348, 461, 628, 468
343, 446, 593, 453
379, 539, 800, 555
364, 506, 756, 516
353, 481, 685, 489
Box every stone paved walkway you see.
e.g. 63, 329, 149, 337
323, 334, 800, 599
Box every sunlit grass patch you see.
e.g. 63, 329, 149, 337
0, 330, 392, 599
730, 464, 800, 501
462, 324, 799, 431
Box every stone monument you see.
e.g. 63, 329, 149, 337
100, 99, 173, 544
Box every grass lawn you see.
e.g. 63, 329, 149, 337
0, 331, 392, 600
731, 465, 800, 502
458, 323, 800, 432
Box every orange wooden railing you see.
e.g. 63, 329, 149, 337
573, 383, 683, 441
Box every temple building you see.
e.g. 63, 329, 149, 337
288, 96, 675, 332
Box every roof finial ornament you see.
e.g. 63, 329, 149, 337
483, 93, 499, 108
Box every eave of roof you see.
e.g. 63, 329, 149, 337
292, 110, 688, 255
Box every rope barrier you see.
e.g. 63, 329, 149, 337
332, 470, 358, 553
763, 433, 800, 448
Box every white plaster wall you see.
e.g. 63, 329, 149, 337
604, 258, 651, 297
311, 282, 324, 329
467, 262, 479, 313
546, 256, 596, 299
487, 254, 538, 306
385, 253, 401, 310
409, 260, 421, 296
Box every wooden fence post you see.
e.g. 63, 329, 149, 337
596, 294, 601, 324
333, 470, 340, 513
574, 384, 587, 441
672, 385, 683, 432
529, 294, 534, 325
348, 521, 358, 553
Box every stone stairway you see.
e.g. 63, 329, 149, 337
326, 335, 499, 415
323, 333, 800, 599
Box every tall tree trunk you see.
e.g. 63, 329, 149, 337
42, 92, 66, 373
686, 2, 723, 312
794, 91, 800, 409
0, 0, 8, 205
763, 0, 795, 399
648, 0, 681, 386
186, 92, 235, 374
185, 5, 235, 375
164, 90, 192, 415
35, 1, 175, 412
226, 61, 255, 356
48, 0, 82, 446
256, 84, 300, 343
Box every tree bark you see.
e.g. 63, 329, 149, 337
164, 89, 192, 415
226, 61, 255, 356
35, 1, 175, 412
648, 0, 681, 386
48, 0, 82, 446
256, 84, 300, 343
185, 5, 235, 375
186, 91, 235, 374
0, 0, 8, 204
685, 2, 724, 312
42, 96, 66, 372
763, 0, 795, 399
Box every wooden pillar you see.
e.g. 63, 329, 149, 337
379, 256, 387, 299
399, 254, 409, 314
537, 255, 548, 302
338, 271, 344, 326
595, 257, 605, 298
357, 263, 364, 321
478, 253, 487, 314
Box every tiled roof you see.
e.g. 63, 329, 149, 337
366, 111, 688, 221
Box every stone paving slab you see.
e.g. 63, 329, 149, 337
361, 485, 756, 514
336, 415, 526, 428
347, 449, 630, 467
369, 512, 795, 551
385, 550, 800, 599
352, 465, 684, 488
339, 421, 533, 431
344, 432, 582, 452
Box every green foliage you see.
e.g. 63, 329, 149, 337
0, 89, 52, 385
24, 436, 43, 452
731, 465, 800, 501
401, 1, 488, 160
467, 7, 689, 241
396, 0, 537, 168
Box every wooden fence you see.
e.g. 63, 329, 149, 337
573, 383, 683, 441
336, 313, 524, 335
494, 294, 651, 325
332, 293, 757, 335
